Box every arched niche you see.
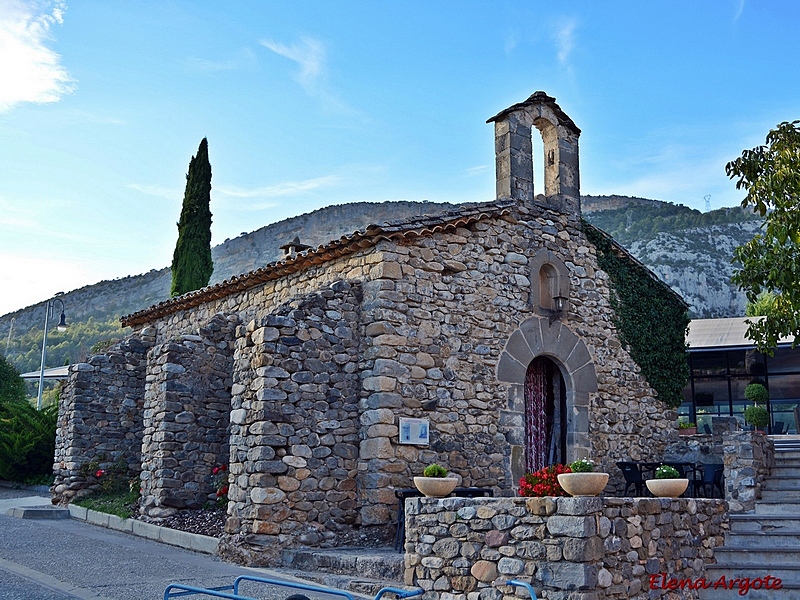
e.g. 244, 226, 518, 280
530, 250, 570, 317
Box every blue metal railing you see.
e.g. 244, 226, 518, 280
503, 579, 538, 600
165, 574, 424, 600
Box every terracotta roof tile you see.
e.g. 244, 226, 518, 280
121, 199, 517, 327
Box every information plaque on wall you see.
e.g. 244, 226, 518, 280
398, 417, 429, 445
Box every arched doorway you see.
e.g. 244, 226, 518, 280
524, 356, 567, 472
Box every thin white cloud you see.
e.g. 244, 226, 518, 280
0, 0, 74, 112
260, 36, 357, 115
127, 183, 182, 200
554, 18, 577, 66
186, 57, 241, 72
733, 0, 745, 22
217, 175, 341, 199
464, 165, 489, 177
185, 48, 256, 73
261, 36, 325, 94
504, 31, 518, 55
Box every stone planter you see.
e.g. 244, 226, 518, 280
557, 472, 609, 497
413, 477, 458, 498
646, 478, 689, 498
678, 427, 697, 436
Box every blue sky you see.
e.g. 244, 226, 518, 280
1, 0, 797, 316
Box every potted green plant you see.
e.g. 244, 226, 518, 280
413, 463, 458, 497
556, 458, 609, 497
744, 382, 770, 432
744, 405, 769, 431
745, 383, 769, 405
645, 464, 688, 498
678, 421, 697, 436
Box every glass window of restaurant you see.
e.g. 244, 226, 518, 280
682, 347, 800, 434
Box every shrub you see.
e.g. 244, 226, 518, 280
519, 464, 571, 497
744, 404, 769, 429
569, 458, 594, 473
655, 465, 680, 479
745, 383, 769, 405
0, 355, 26, 403
0, 400, 57, 482
211, 464, 229, 508
423, 463, 448, 478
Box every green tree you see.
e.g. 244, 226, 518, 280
727, 121, 800, 352
170, 137, 213, 297
745, 291, 777, 317
0, 354, 26, 403
0, 400, 58, 482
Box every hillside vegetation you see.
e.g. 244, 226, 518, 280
0, 196, 760, 375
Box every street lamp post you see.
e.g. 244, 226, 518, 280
37, 293, 67, 410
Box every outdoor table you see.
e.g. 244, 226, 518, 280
394, 486, 494, 551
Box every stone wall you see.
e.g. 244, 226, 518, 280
219, 281, 365, 565
354, 204, 675, 511
145, 247, 379, 346
723, 430, 774, 513
124, 201, 676, 525
139, 314, 237, 518
52, 335, 152, 503
404, 496, 728, 600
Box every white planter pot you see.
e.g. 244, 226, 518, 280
646, 478, 689, 498
557, 472, 609, 497
413, 477, 458, 498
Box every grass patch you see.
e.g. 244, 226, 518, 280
73, 489, 139, 519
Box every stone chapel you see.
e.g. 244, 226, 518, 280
52, 92, 684, 564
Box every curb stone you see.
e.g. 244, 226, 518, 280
68, 505, 219, 554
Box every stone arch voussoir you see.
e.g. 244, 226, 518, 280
497, 316, 597, 474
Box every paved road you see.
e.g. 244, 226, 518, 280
0, 487, 294, 600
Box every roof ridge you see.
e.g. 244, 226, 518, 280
121, 198, 518, 327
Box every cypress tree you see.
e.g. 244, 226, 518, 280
170, 138, 213, 297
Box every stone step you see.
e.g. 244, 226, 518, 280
724, 532, 800, 549
5, 505, 70, 519
270, 568, 399, 598
730, 514, 800, 533
769, 465, 800, 473
773, 451, 800, 460
760, 489, 800, 501
280, 547, 404, 585
713, 547, 800, 568
754, 501, 800, 515
762, 477, 800, 490
706, 565, 800, 583
698, 571, 800, 600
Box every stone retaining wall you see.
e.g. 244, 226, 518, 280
52, 335, 152, 503
723, 430, 774, 513
139, 313, 237, 517
404, 496, 728, 600
219, 281, 365, 565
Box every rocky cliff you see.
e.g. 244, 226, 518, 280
0, 196, 759, 373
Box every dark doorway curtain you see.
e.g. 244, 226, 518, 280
524, 356, 567, 472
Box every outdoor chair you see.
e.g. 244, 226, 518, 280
691, 464, 724, 498
616, 462, 645, 496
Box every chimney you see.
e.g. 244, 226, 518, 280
279, 235, 311, 259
